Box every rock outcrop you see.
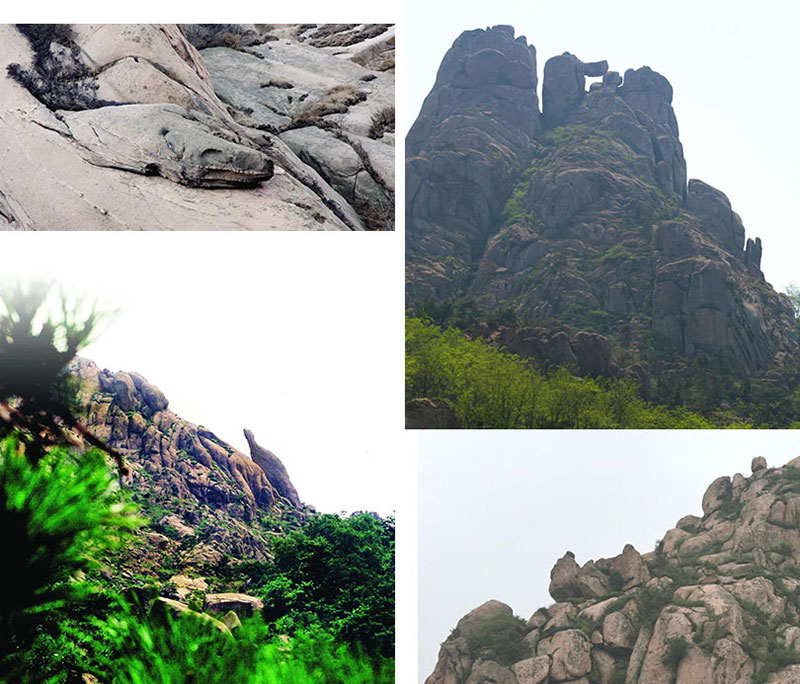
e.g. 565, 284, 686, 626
406, 25, 540, 300
407, 25, 796, 375
0, 24, 394, 230
71, 357, 311, 577
427, 456, 800, 684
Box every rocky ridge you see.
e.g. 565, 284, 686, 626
407, 25, 796, 375
71, 357, 310, 577
428, 456, 800, 684
0, 24, 394, 230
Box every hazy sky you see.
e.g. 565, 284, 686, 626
419, 430, 800, 680
405, 0, 800, 293
4, 232, 402, 517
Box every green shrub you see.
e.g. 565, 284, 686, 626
0, 435, 139, 680
662, 635, 689, 669
95, 608, 392, 684
406, 316, 720, 429
464, 612, 528, 666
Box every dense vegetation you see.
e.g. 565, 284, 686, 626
0, 438, 392, 682
406, 315, 748, 428
227, 514, 395, 658
0, 284, 393, 682
407, 292, 800, 428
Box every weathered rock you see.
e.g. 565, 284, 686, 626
610, 544, 650, 590
686, 179, 745, 256
168, 574, 208, 601
465, 659, 518, 684
221, 610, 242, 631
511, 656, 549, 684
151, 597, 230, 633
583, 60, 609, 78
702, 476, 732, 515
549, 629, 591, 681
407, 26, 796, 377
426, 636, 473, 684
406, 398, 460, 429
549, 552, 582, 600
752, 456, 768, 473
571, 332, 618, 378
745, 237, 763, 271
428, 458, 800, 684
406, 25, 540, 300
244, 429, 301, 507
542, 53, 585, 128
197, 31, 394, 227
0, 23, 380, 230
576, 560, 611, 597
70, 357, 309, 575
203, 592, 264, 618
602, 611, 634, 652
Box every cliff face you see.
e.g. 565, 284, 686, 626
71, 358, 310, 575
406, 26, 796, 375
427, 457, 800, 684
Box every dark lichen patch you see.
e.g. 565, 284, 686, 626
368, 105, 394, 139
8, 24, 119, 111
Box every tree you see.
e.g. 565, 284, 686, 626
0, 282, 137, 679
251, 513, 395, 657
787, 284, 800, 318
0, 281, 125, 472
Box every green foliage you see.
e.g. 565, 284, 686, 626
415, 298, 518, 331
569, 613, 599, 636
241, 513, 394, 658
541, 125, 580, 146
662, 635, 689, 669
406, 316, 720, 428
502, 166, 535, 224
463, 612, 528, 666
786, 283, 800, 319
636, 583, 674, 629
0, 435, 139, 680
0, 281, 126, 470
601, 244, 634, 264
94, 607, 392, 684
736, 598, 800, 684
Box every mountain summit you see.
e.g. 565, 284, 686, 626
71, 358, 310, 577
427, 456, 800, 684
407, 26, 796, 376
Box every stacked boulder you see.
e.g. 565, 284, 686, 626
427, 456, 800, 684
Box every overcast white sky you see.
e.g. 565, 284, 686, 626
406, 0, 800, 293
4, 232, 403, 517
420, 430, 800, 680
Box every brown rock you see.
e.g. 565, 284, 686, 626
203, 592, 264, 618
702, 476, 733, 515
406, 398, 460, 429
549, 552, 582, 601
511, 656, 549, 684
549, 629, 591, 681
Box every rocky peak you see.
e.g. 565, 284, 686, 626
413, 24, 539, 143
427, 456, 800, 684
406, 26, 541, 301
542, 52, 609, 128
407, 25, 797, 377
70, 357, 310, 575
243, 428, 301, 508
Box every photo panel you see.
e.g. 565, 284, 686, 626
420, 430, 800, 683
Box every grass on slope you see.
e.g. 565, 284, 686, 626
406, 316, 750, 429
